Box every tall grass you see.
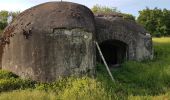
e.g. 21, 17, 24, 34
0, 37, 170, 100
125, 37, 170, 99
96, 37, 170, 99
0, 77, 112, 100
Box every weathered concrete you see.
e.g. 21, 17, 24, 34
1, 2, 95, 82
95, 14, 153, 62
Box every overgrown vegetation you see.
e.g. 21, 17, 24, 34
92, 4, 120, 13
91, 5, 136, 21
0, 70, 36, 92
0, 37, 170, 99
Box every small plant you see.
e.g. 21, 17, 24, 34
0, 70, 18, 79
0, 70, 36, 92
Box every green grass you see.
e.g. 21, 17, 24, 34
0, 90, 57, 100
1, 37, 170, 100
0, 77, 111, 100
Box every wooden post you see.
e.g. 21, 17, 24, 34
95, 41, 115, 82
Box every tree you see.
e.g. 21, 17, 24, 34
91, 5, 135, 21
0, 10, 8, 30
0, 10, 20, 30
0, 21, 7, 30
137, 7, 170, 36
11, 11, 20, 19
0, 10, 8, 22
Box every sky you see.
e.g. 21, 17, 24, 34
0, 0, 170, 17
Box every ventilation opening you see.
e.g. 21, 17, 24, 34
97, 40, 128, 67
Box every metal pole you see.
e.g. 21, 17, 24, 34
95, 41, 115, 82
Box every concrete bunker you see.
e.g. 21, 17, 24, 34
1, 2, 96, 82
0, 2, 153, 82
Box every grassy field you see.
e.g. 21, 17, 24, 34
0, 37, 170, 100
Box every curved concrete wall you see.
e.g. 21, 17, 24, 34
1, 2, 96, 82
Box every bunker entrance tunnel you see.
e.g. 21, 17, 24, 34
97, 39, 128, 67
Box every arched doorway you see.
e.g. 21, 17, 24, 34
97, 40, 128, 67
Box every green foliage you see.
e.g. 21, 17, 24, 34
137, 7, 170, 36
36, 77, 111, 99
0, 21, 7, 30
0, 70, 111, 99
128, 91, 170, 100
0, 76, 111, 100
122, 13, 136, 21
91, 5, 135, 21
0, 10, 8, 22
0, 10, 20, 30
0, 70, 35, 92
92, 4, 119, 13
58, 77, 110, 100
0, 78, 35, 92
35, 77, 70, 92
0, 70, 18, 79
0, 10, 8, 30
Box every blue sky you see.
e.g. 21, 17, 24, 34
0, 0, 170, 17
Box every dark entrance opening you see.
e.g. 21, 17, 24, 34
97, 40, 128, 67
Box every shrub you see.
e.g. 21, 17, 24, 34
0, 70, 18, 79
0, 78, 35, 92
154, 33, 162, 37
58, 77, 111, 100
0, 21, 7, 30
0, 70, 36, 92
